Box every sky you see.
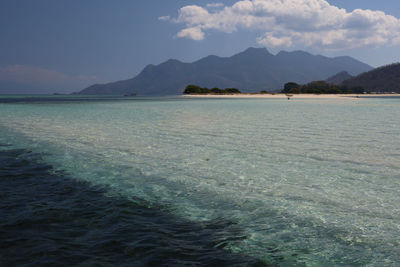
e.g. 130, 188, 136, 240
1, 0, 400, 93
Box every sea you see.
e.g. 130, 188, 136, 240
0, 95, 399, 266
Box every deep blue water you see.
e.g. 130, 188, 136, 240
0, 147, 266, 266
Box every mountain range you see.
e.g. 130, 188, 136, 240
79, 48, 372, 95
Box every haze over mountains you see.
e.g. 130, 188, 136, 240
79, 48, 372, 95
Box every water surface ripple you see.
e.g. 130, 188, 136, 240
0, 148, 265, 266
0, 96, 399, 266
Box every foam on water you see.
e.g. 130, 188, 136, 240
1, 97, 399, 265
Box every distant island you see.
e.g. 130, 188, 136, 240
78, 47, 372, 95
76, 48, 400, 96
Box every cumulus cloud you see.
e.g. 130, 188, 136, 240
257, 33, 293, 47
168, 0, 400, 50
176, 27, 205, 40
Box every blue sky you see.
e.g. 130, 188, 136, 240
1, 0, 400, 93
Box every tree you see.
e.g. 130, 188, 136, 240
211, 88, 222, 94
224, 88, 241, 93
184, 85, 201, 94
183, 85, 241, 94
289, 87, 301, 94
282, 82, 300, 93
351, 86, 365, 94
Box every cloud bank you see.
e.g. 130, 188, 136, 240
163, 0, 400, 50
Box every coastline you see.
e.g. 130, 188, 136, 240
182, 93, 400, 99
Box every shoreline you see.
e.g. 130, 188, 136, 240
182, 93, 400, 99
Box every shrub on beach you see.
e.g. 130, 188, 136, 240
184, 85, 241, 94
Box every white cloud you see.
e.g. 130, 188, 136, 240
168, 0, 400, 50
176, 27, 205, 40
257, 33, 292, 47
158, 15, 171, 21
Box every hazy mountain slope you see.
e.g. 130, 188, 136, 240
342, 63, 400, 92
326, 71, 353, 84
79, 48, 372, 95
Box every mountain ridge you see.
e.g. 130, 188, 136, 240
342, 63, 400, 92
79, 48, 372, 95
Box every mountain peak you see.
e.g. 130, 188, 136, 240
143, 63, 155, 70
245, 47, 269, 52
231, 47, 273, 62
241, 47, 271, 55
277, 50, 313, 57
163, 59, 183, 65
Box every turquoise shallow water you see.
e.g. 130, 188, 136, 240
0, 96, 399, 265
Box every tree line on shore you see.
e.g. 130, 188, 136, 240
281, 81, 365, 94
184, 85, 241, 94
183, 82, 367, 95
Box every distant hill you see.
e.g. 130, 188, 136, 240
79, 48, 372, 95
326, 71, 353, 84
342, 63, 400, 92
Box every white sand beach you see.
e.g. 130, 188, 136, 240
183, 93, 400, 99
